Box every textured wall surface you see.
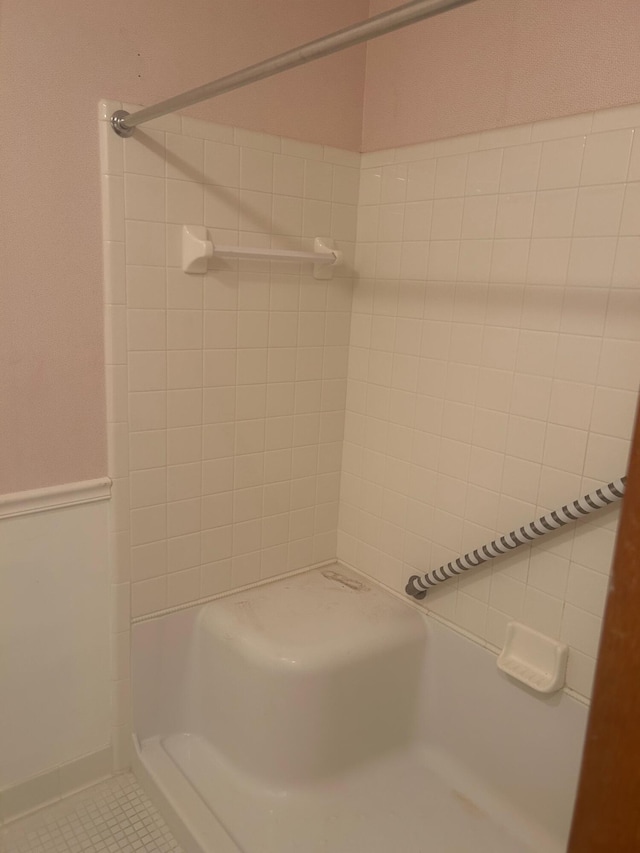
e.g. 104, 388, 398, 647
362, 0, 640, 151
0, 0, 367, 495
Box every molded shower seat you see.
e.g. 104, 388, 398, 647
132, 563, 588, 853
184, 566, 426, 786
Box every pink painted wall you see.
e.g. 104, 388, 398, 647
0, 0, 368, 495
362, 0, 640, 151
4, 0, 640, 495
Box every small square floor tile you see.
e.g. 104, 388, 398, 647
1, 774, 183, 853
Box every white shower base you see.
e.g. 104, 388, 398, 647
136, 732, 548, 853
132, 564, 587, 853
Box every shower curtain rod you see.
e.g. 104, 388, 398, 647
405, 476, 627, 599
111, 0, 477, 137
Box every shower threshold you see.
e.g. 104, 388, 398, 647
134, 731, 556, 853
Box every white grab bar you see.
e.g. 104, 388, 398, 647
182, 226, 341, 279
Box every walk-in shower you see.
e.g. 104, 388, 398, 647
98, 0, 637, 848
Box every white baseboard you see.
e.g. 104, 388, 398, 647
0, 746, 113, 825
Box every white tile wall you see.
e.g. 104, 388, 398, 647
339, 106, 640, 702
104, 100, 639, 705
100, 100, 358, 741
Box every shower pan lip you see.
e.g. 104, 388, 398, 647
131, 733, 242, 853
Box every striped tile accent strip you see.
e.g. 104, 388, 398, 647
405, 476, 626, 600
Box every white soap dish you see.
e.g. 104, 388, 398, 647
497, 621, 568, 694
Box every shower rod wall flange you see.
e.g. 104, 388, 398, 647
111, 110, 135, 138
109, 0, 478, 137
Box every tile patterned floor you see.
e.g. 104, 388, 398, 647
1, 773, 183, 853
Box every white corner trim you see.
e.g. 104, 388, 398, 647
0, 478, 112, 520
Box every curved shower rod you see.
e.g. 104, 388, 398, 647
111, 0, 478, 137
406, 476, 627, 599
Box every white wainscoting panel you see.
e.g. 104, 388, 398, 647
0, 495, 111, 795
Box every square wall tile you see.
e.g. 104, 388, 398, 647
580, 129, 632, 186
104, 99, 635, 703
538, 136, 585, 190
